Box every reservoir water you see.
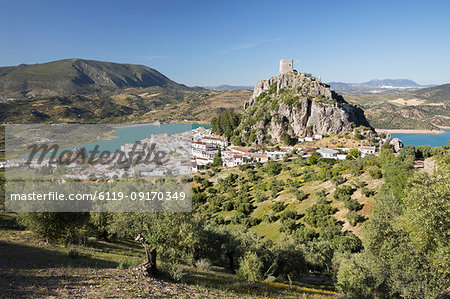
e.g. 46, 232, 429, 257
61, 123, 211, 154
391, 130, 450, 147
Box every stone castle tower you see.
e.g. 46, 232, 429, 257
279, 59, 293, 75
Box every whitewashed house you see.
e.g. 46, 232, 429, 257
314, 134, 323, 140
267, 151, 287, 160
359, 146, 376, 157
317, 148, 339, 159
192, 141, 217, 151
249, 153, 268, 163
202, 136, 228, 148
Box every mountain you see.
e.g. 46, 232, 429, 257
233, 70, 371, 146
328, 79, 434, 92
408, 83, 450, 103
344, 82, 450, 129
0, 59, 187, 98
203, 84, 253, 91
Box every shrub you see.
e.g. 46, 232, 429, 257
332, 175, 346, 186
195, 259, 212, 271
346, 211, 365, 227
344, 199, 362, 211
262, 212, 278, 223
266, 161, 282, 176
369, 168, 382, 179
280, 210, 298, 222
271, 202, 286, 213
334, 185, 354, 201
222, 201, 234, 211
255, 192, 268, 203
237, 251, 264, 282
279, 218, 299, 233
304, 204, 338, 228
361, 187, 375, 197
293, 189, 308, 201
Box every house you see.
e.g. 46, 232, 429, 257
317, 148, 339, 159
359, 146, 376, 157
230, 146, 255, 154
336, 147, 351, 153
337, 154, 348, 160
202, 136, 228, 148
249, 153, 268, 163
267, 151, 287, 160
314, 134, 323, 140
195, 157, 213, 166
304, 136, 314, 142
192, 141, 217, 151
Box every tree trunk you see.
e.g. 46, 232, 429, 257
142, 243, 157, 275
136, 232, 157, 276
225, 250, 235, 273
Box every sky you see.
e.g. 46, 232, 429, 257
1, 0, 449, 86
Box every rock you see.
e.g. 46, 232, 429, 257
238, 69, 372, 145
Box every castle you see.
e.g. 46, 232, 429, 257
279, 59, 293, 75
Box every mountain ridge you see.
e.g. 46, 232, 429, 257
328, 79, 435, 91
0, 58, 187, 98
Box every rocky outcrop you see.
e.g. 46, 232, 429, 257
238, 71, 372, 145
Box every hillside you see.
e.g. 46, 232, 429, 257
204, 85, 253, 91
0, 86, 251, 124
344, 83, 450, 129
328, 79, 432, 93
232, 69, 371, 146
0, 59, 186, 98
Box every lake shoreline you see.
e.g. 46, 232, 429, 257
375, 128, 444, 135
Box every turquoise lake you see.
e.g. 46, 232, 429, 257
62, 123, 211, 154
391, 130, 450, 147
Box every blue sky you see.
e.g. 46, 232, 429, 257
1, 0, 449, 86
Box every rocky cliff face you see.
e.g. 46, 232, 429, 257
237, 71, 372, 145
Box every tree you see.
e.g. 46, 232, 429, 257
211, 109, 241, 139
212, 148, 223, 167
17, 212, 89, 242
108, 213, 202, 275
308, 151, 320, 165
237, 251, 264, 282
281, 133, 297, 146
265, 160, 282, 175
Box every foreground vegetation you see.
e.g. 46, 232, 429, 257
1, 141, 448, 298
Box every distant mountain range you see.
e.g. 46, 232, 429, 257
328, 79, 435, 91
0, 59, 187, 98
203, 84, 253, 91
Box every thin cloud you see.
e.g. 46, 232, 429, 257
218, 38, 283, 54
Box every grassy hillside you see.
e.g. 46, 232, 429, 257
0, 59, 186, 98
0, 215, 339, 298
344, 83, 450, 129
0, 87, 251, 124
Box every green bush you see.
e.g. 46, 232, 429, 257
237, 251, 264, 282
346, 211, 365, 226
344, 199, 361, 211
195, 258, 212, 270
271, 202, 286, 213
